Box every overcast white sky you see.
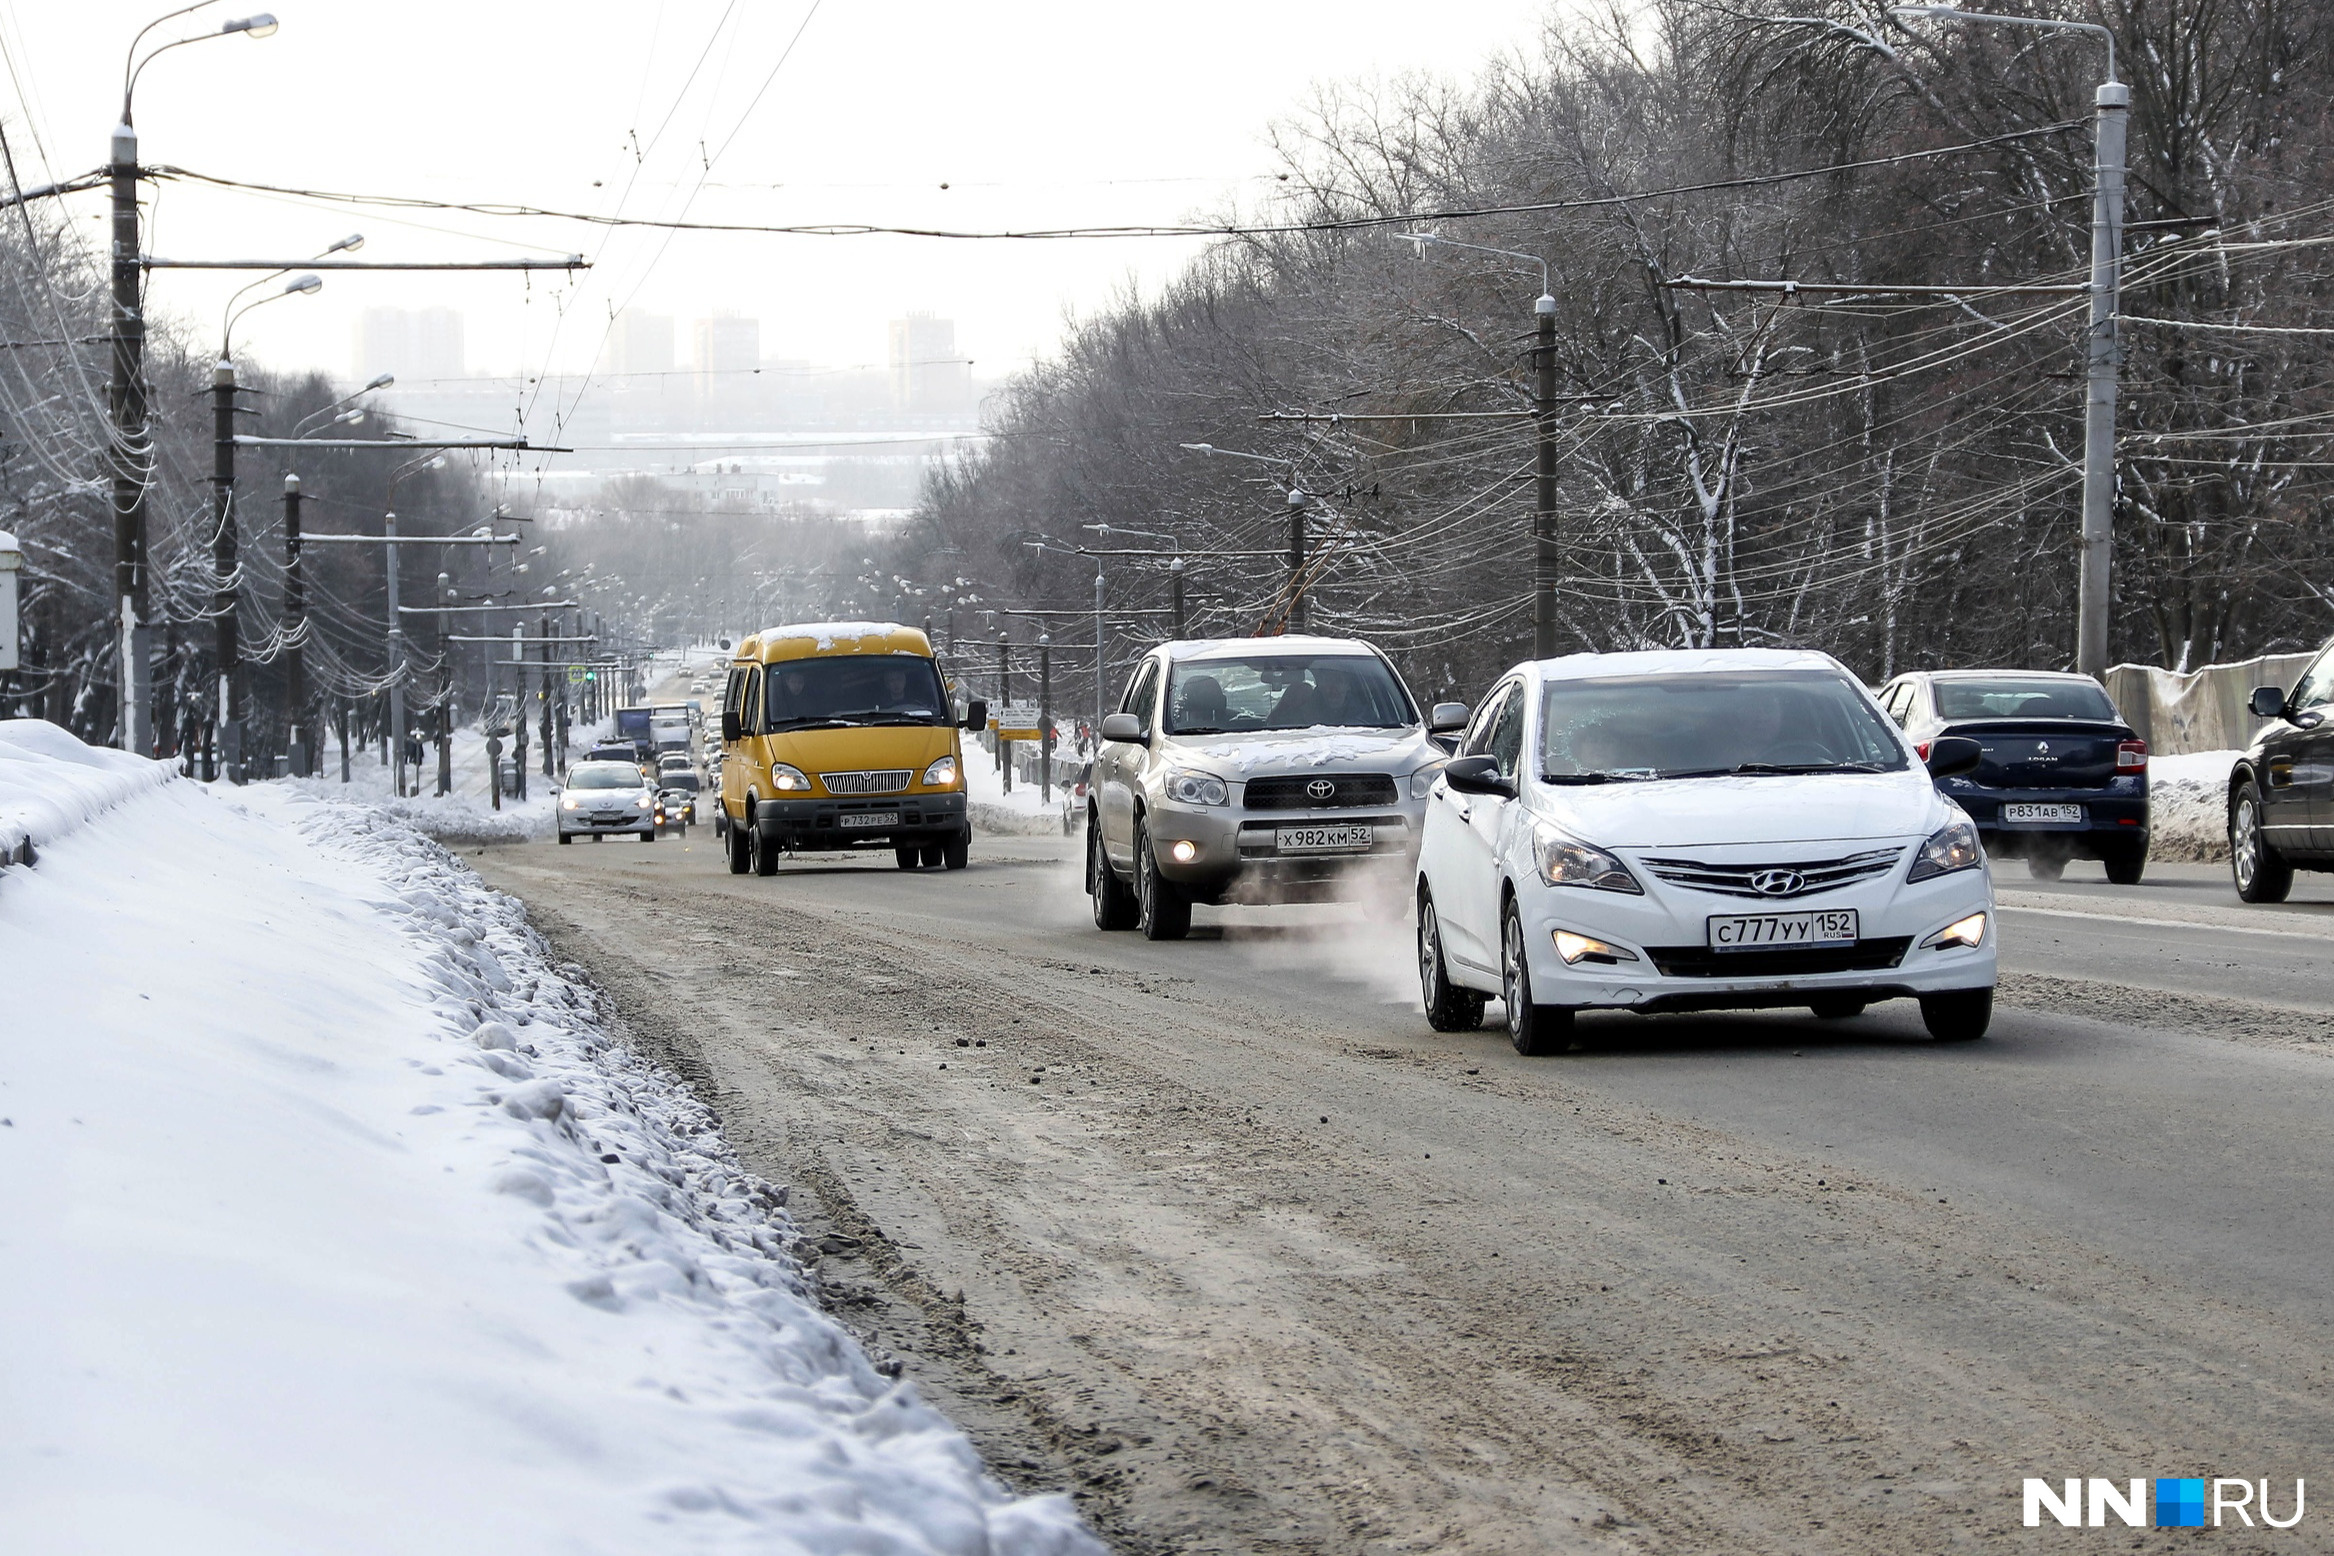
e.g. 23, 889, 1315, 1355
4, 2, 1554, 386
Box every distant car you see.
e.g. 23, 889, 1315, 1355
556, 761, 662, 844
657, 752, 697, 780
1419, 649, 1997, 1052
658, 771, 701, 830
2228, 636, 2334, 903
1085, 635, 1467, 939
1875, 670, 2148, 883
584, 741, 639, 765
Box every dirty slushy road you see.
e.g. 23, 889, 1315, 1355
470, 830, 2334, 1555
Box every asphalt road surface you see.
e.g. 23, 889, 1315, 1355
469, 825, 2334, 1556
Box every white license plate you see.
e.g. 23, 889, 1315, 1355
2001, 802, 2084, 824
839, 811, 898, 830
1276, 823, 1374, 854
1708, 909, 1860, 950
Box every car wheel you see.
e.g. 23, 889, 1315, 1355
1134, 820, 1191, 941
2230, 782, 2293, 904
750, 819, 779, 877
895, 845, 921, 870
726, 812, 750, 875
942, 831, 970, 871
1417, 885, 1484, 1033
1810, 996, 1866, 1020
640, 828, 656, 843
557, 831, 572, 845
1920, 988, 1992, 1041
2026, 852, 2065, 882
921, 843, 945, 868
2103, 844, 2146, 886
1088, 813, 1136, 930
1502, 900, 1573, 1056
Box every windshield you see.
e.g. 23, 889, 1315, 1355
1539, 670, 1909, 780
1166, 654, 1416, 735
1933, 677, 2117, 721
760, 655, 949, 730
569, 763, 645, 790
660, 773, 700, 793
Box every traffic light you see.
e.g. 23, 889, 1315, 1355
584, 670, 597, 683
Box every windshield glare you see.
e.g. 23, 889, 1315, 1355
761, 655, 948, 730
1540, 671, 1909, 779
1167, 654, 1415, 734
1933, 677, 2116, 721
569, 764, 644, 789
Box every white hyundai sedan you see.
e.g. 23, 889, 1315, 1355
1415, 649, 1995, 1053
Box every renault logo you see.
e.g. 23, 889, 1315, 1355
1749, 868, 1805, 897
1306, 778, 1337, 801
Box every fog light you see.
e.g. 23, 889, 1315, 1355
1169, 839, 1198, 864
1554, 929, 1638, 965
1924, 911, 1987, 950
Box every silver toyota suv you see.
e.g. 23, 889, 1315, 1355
1086, 636, 1465, 939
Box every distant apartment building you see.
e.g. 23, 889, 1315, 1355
888, 312, 970, 413
691, 313, 761, 394
353, 307, 465, 384
606, 310, 675, 378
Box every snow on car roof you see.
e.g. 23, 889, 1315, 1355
1168, 634, 1384, 662
1530, 647, 1850, 681
737, 621, 932, 662
1927, 668, 2098, 681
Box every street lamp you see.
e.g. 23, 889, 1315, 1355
110, 3, 281, 755
1399, 232, 1563, 657
382, 454, 446, 795
1181, 442, 1316, 632
1890, 4, 2125, 676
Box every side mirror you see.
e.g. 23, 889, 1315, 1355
1429, 700, 1470, 735
1099, 711, 1147, 745
1925, 735, 1983, 779
962, 698, 989, 732
2249, 685, 2289, 721
720, 708, 741, 743
1442, 754, 1513, 797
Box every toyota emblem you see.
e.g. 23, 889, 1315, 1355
1749, 868, 1804, 897
1306, 778, 1337, 801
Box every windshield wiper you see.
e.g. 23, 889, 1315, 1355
1542, 771, 1617, 785
1730, 760, 1893, 775
1175, 725, 1228, 736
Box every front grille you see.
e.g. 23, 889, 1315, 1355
1242, 773, 1401, 810
1644, 937, 1913, 978
1640, 847, 1902, 900
819, 769, 911, 796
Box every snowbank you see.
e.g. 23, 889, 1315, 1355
0, 730, 1099, 1556
0, 717, 172, 864
2150, 749, 2238, 862
283, 715, 619, 845
964, 742, 1074, 837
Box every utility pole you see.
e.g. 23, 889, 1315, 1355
1534, 290, 1560, 658
1093, 568, 1106, 745
997, 629, 1012, 792
1038, 633, 1052, 803
436, 663, 453, 796
384, 511, 405, 796
211, 358, 241, 780
110, 120, 149, 754
1170, 556, 1186, 639
1286, 487, 1309, 633
2078, 80, 2130, 678
283, 474, 307, 777
539, 613, 554, 779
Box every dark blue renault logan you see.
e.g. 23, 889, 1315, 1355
1874, 670, 2149, 883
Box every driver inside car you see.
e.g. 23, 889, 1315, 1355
1176, 674, 1228, 732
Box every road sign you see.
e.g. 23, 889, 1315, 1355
993, 702, 1042, 741
567, 666, 585, 686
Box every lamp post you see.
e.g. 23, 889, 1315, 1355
1891, 5, 2124, 676
113, 5, 278, 753
383, 454, 445, 796
1180, 443, 1312, 631
1398, 232, 1560, 657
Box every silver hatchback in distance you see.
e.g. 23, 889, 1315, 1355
1086, 636, 1464, 939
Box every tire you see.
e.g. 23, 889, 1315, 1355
1134, 820, 1191, 941
2230, 782, 2293, 904
1920, 987, 1992, 1041
1417, 886, 1485, 1032
1501, 900, 1573, 1056
639, 828, 655, 843
1810, 996, 1866, 1020
942, 831, 969, 871
1088, 813, 1136, 930
726, 811, 750, 875
750, 817, 779, 877
895, 845, 921, 870
2026, 853, 2065, 882
2103, 844, 2146, 886
921, 843, 945, 869
557, 831, 572, 846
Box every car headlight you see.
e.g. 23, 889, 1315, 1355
772, 763, 812, 792
1534, 823, 1642, 893
1164, 768, 1228, 806
561, 796, 579, 810
1907, 818, 1983, 882
923, 755, 959, 787
1409, 761, 1447, 799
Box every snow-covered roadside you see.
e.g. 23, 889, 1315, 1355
963, 744, 1074, 838
0, 732, 1098, 1555
284, 714, 618, 846
2148, 750, 2237, 862
0, 718, 173, 863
